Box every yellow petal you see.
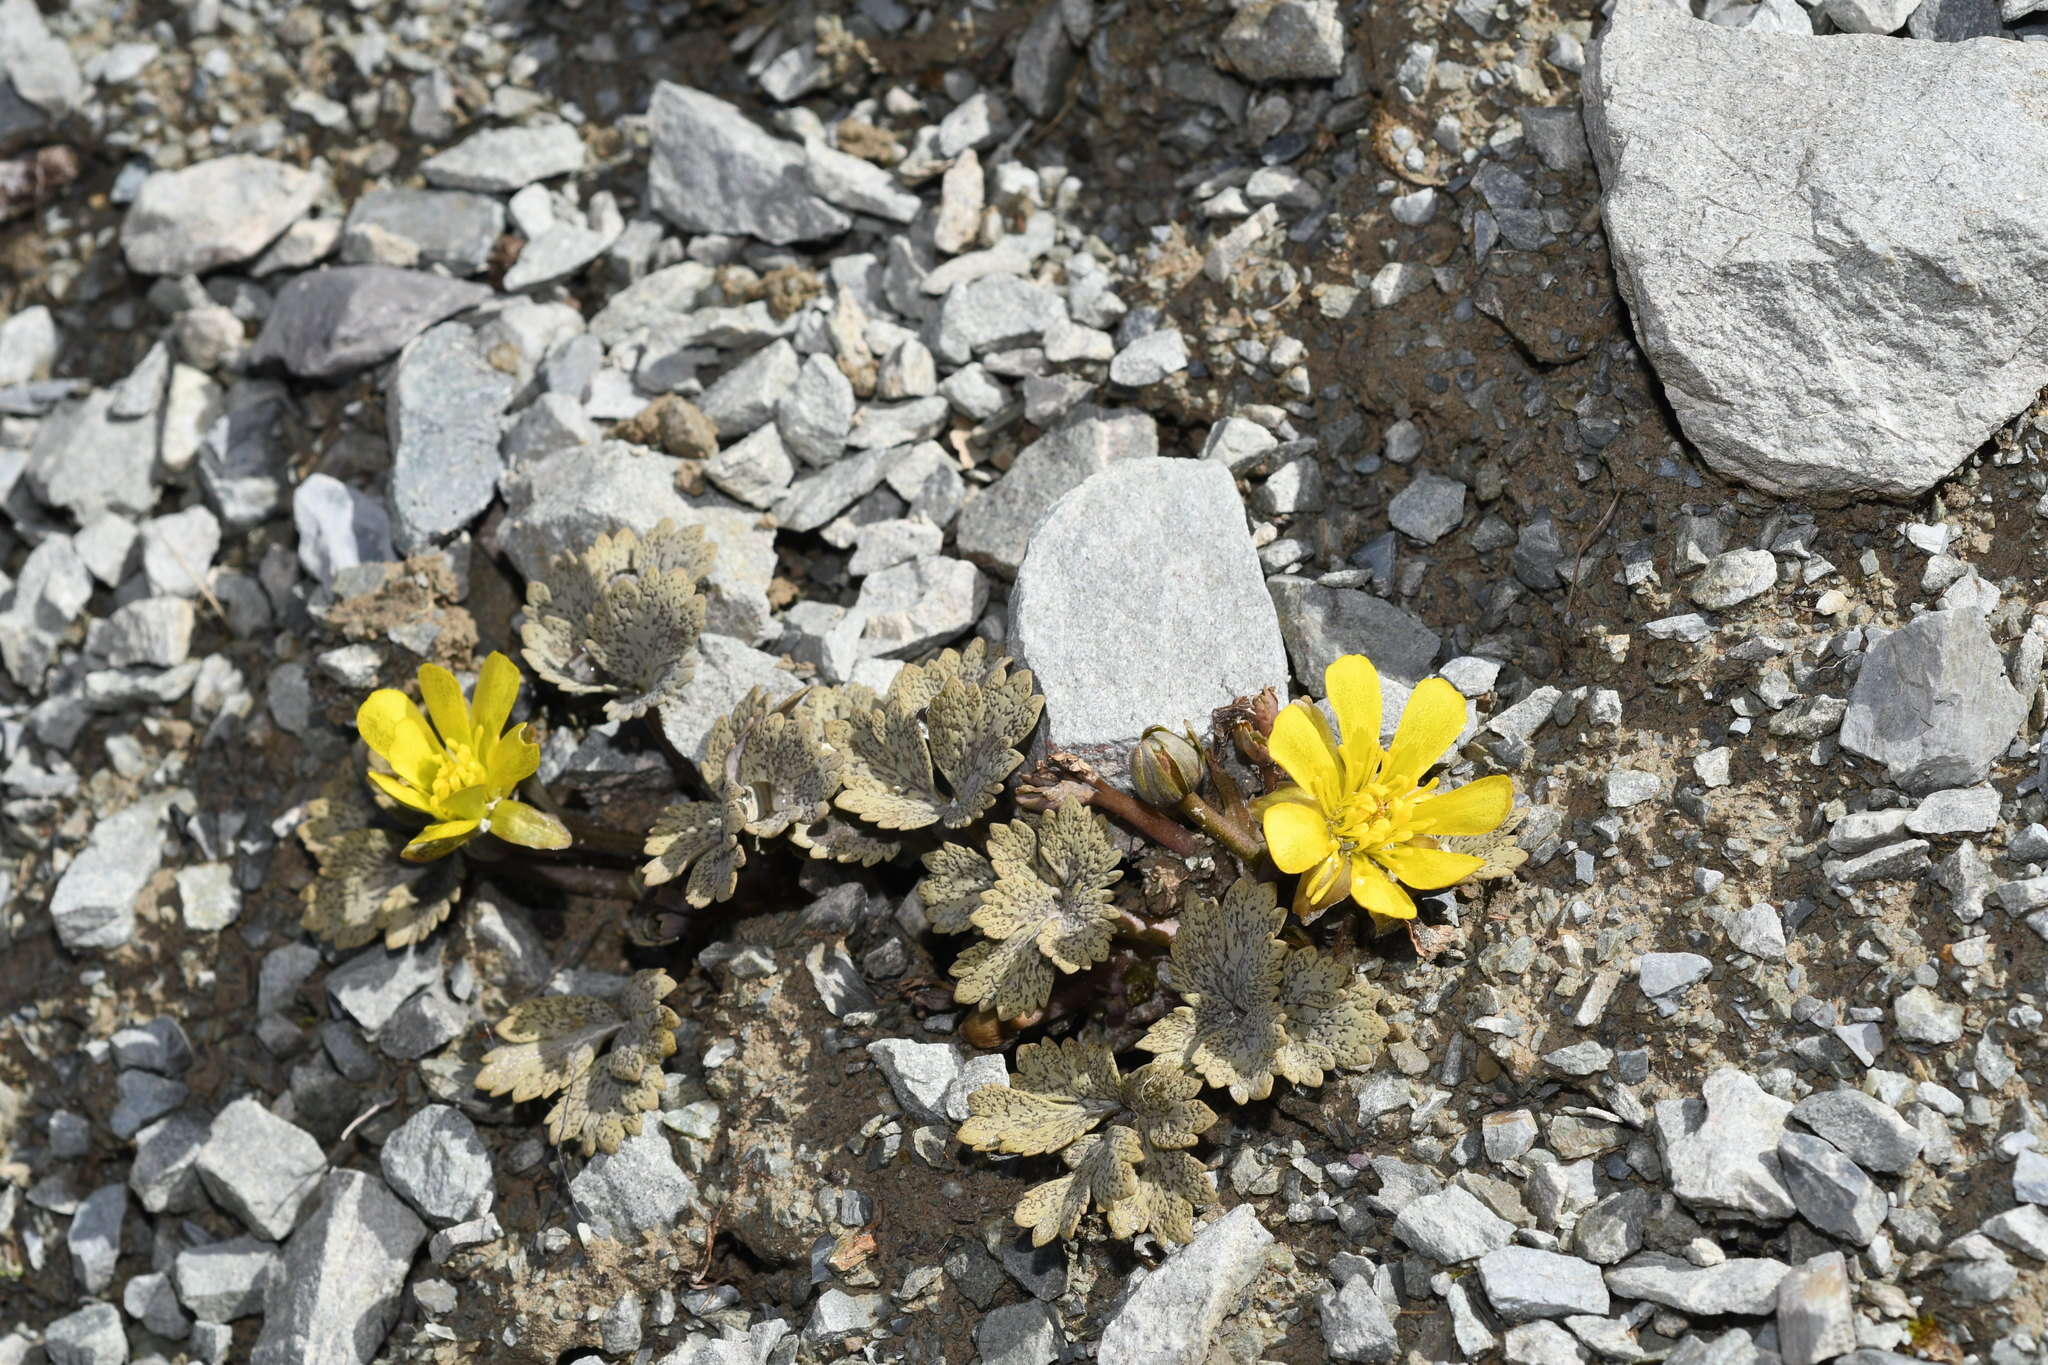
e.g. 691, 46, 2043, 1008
489, 799, 572, 851
1267, 700, 1342, 803
1375, 842, 1485, 890
357, 690, 440, 789
471, 652, 521, 743
368, 769, 436, 814
1262, 798, 1336, 874
1381, 677, 1467, 791
486, 723, 541, 792
1349, 857, 1417, 920
417, 663, 471, 749
1293, 852, 1350, 921
1324, 653, 1384, 783
440, 784, 493, 822
402, 818, 479, 862
1411, 775, 1514, 836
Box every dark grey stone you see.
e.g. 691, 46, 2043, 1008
249, 267, 492, 381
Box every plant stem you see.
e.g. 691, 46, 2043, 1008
561, 816, 645, 858
482, 858, 640, 901
1083, 778, 1203, 857
1176, 794, 1263, 862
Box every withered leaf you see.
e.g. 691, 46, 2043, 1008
789, 813, 901, 866
583, 570, 706, 721
475, 968, 680, 1156
641, 795, 748, 907
1140, 877, 1385, 1103
298, 776, 462, 950
950, 804, 1121, 1019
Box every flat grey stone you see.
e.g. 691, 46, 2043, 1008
646, 83, 850, 244
865, 1039, 965, 1125
1575, 1188, 1649, 1265
111, 1068, 189, 1139
197, 1096, 329, 1241
1220, 0, 1345, 81
1892, 985, 1964, 1044
1584, 2, 2048, 497
1778, 1133, 1886, 1244
293, 472, 394, 587
385, 321, 517, 552
1637, 952, 1710, 1000
975, 1300, 1063, 1365
1653, 1067, 1795, 1220
849, 554, 987, 658
131, 1112, 210, 1213
1318, 1274, 1398, 1362
175, 1235, 278, 1320
1776, 1253, 1856, 1365
0, 0, 84, 151
777, 351, 857, 466
343, 189, 504, 276
67, 1183, 126, 1294
1905, 784, 2000, 834
194, 387, 290, 529
140, 503, 222, 597
124, 1268, 191, 1340
929, 273, 1068, 366
41, 1303, 126, 1365
1909, 0, 2003, 36
27, 387, 160, 521
1840, 609, 2024, 793
1690, 549, 1778, 609
1604, 1252, 1790, 1316
1393, 1185, 1516, 1263
805, 138, 921, 223
1097, 1205, 1274, 1365
1479, 1245, 1611, 1321
327, 943, 443, 1035
955, 407, 1157, 577
701, 339, 800, 438
773, 442, 904, 534
1010, 456, 1288, 784
567, 1130, 694, 1239
421, 122, 584, 192
50, 793, 173, 951
1388, 471, 1466, 544
379, 1104, 492, 1227
250, 1170, 427, 1365
1110, 327, 1189, 386
121, 155, 320, 276
1790, 1089, 1922, 1173
1268, 578, 1441, 711
250, 267, 492, 381
497, 441, 776, 643
101, 595, 195, 667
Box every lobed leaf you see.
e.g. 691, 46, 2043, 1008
642, 795, 748, 907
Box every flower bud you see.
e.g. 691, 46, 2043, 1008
1131, 727, 1204, 808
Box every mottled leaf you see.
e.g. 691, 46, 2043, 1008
1109, 1142, 1212, 1244
298, 780, 462, 951
583, 570, 705, 721
477, 969, 679, 1156
735, 709, 837, 838
1141, 877, 1383, 1103
789, 813, 901, 866
951, 806, 1121, 1018
1013, 1126, 1142, 1246
1122, 1060, 1217, 1149
957, 1036, 1123, 1155
642, 795, 748, 907
917, 841, 995, 935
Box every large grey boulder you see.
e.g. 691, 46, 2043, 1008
0, 0, 83, 152
1583, 1, 2048, 498
121, 155, 321, 277
1840, 609, 2024, 793
250, 267, 492, 381
1011, 457, 1288, 784
647, 83, 851, 244
250, 1171, 427, 1365
1097, 1205, 1274, 1365
955, 407, 1157, 577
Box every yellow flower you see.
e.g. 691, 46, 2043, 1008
1256, 653, 1512, 925
355, 652, 572, 862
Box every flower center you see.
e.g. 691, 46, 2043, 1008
431, 740, 489, 804
1329, 781, 1414, 855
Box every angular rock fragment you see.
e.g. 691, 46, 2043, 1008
1585, 2, 2048, 497
249, 1170, 427, 1365
647, 83, 851, 244
1840, 608, 2024, 793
